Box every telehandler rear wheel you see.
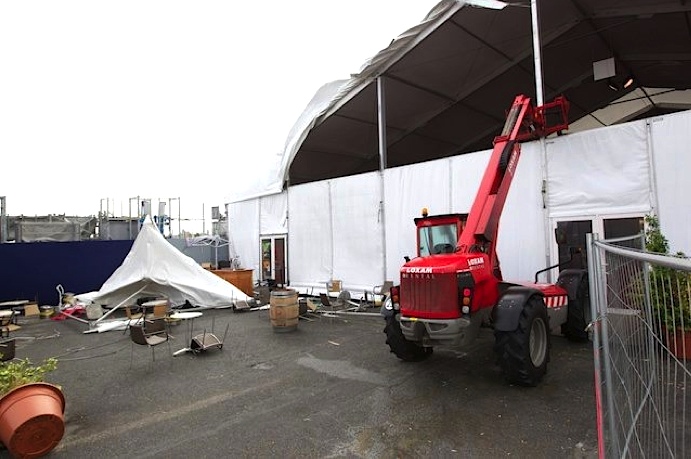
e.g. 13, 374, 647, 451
384, 314, 432, 362
494, 295, 550, 386
562, 276, 590, 342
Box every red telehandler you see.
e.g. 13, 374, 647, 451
381, 94, 589, 387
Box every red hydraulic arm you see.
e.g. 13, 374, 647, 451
456, 94, 569, 266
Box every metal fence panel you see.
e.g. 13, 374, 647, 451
588, 234, 691, 458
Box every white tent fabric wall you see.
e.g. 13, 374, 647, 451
330, 172, 384, 290
228, 199, 261, 280
287, 181, 333, 291
450, 148, 492, 212
650, 110, 691, 254
227, 109, 691, 297
491, 143, 546, 283
384, 157, 452, 284
546, 121, 652, 218
260, 192, 288, 236
384, 144, 545, 285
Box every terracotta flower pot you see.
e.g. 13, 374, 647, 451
664, 327, 691, 360
0, 382, 65, 459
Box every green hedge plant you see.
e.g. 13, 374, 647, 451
645, 215, 691, 331
0, 357, 58, 397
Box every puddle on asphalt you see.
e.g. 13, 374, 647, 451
297, 354, 387, 385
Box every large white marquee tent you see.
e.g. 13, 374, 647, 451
226, 0, 691, 297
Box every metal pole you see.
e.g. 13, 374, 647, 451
377, 76, 388, 283
530, 0, 553, 281
586, 233, 606, 458
530, 0, 544, 106
128, 196, 139, 240
168, 198, 174, 238
178, 198, 181, 237
0, 196, 6, 243
587, 233, 620, 456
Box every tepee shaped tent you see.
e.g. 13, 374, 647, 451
84, 217, 251, 310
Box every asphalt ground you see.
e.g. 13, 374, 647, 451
1, 306, 598, 458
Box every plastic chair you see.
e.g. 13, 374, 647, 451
373, 281, 394, 300
150, 303, 169, 319
364, 281, 394, 307
125, 305, 143, 321
0, 311, 15, 338
191, 317, 230, 354
123, 305, 144, 335
129, 318, 172, 367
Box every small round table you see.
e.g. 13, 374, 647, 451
170, 311, 203, 356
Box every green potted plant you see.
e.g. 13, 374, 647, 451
645, 214, 691, 358
0, 356, 65, 458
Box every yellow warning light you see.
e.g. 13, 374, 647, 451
421, 207, 429, 217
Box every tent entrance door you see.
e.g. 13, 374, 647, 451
261, 235, 287, 287
550, 214, 644, 272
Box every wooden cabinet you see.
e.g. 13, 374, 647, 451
210, 269, 254, 296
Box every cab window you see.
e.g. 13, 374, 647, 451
419, 224, 457, 256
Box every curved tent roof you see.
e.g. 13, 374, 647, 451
232, 0, 691, 202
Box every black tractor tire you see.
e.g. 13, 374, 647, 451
561, 276, 590, 342
384, 314, 432, 362
494, 295, 550, 387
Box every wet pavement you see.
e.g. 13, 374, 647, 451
1, 307, 598, 458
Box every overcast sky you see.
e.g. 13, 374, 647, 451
0, 1, 439, 233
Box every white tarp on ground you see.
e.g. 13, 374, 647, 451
80, 217, 251, 309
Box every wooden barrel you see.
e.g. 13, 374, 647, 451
270, 289, 298, 332
40, 305, 54, 319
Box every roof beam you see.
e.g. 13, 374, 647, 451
379, 19, 578, 154
619, 53, 691, 62
591, 2, 691, 19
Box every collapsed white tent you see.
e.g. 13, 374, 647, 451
79, 217, 251, 314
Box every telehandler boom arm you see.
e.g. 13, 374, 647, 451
456, 94, 569, 270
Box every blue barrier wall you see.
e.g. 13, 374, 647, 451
0, 240, 133, 305
0, 236, 231, 306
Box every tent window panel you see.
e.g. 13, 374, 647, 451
603, 217, 644, 249
261, 239, 272, 281
261, 235, 287, 285
556, 220, 591, 271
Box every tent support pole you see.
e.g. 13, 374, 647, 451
531, 0, 553, 281
94, 284, 149, 324
377, 76, 388, 283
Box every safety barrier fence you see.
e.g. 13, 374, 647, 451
587, 233, 691, 458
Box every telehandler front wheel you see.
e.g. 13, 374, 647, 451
494, 295, 550, 387
384, 314, 432, 362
